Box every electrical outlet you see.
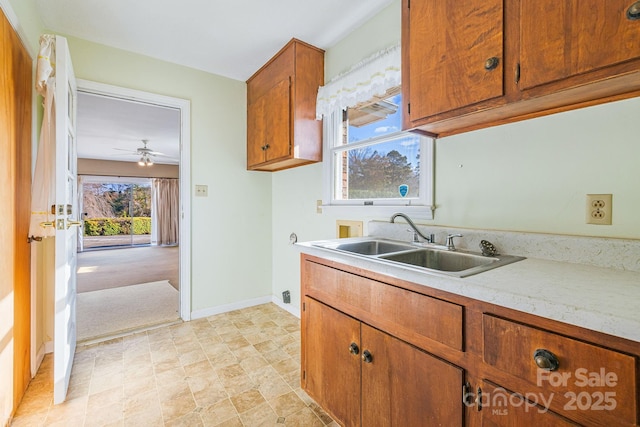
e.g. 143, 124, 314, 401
195, 184, 208, 197
586, 194, 612, 225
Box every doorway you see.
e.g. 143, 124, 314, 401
74, 80, 191, 341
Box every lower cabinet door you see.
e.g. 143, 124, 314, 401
479, 381, 580, 427
361, 324, 465, 427
303, 298, 361, 426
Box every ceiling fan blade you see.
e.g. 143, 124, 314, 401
112, 147, 137, 152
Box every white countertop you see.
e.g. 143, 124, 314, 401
297, 238, 640, 344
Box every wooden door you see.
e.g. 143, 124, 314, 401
52, 35, 80, 404
303, 298, 361, 427
263, 78, 291, 163
0, 7, 32, 422
520, 0, 640, 90
247, 78, 290, 168
361, 324, 465, 426
405, 0, 504, 122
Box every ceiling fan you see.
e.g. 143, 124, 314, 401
113, 139, 175, 166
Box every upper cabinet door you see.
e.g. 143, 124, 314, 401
263, 78, 291, 163
520, 0, 640, 90
405, 0, 504, 122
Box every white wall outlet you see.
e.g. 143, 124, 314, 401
195, 184, 208, 197
586, 194, 612, 225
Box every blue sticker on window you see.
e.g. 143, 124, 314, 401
398, 184, 409, 198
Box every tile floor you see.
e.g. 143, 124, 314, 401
11, 303, 337, 426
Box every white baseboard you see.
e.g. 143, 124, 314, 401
190, 295, 272, 320
44, 341, 53, 354
271, 296, 300, 319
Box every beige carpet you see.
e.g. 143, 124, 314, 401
77, 280, 179, 342
77, 246, 179, 293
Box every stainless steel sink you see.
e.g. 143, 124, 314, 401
314, 239, 418, 255
310, 238, 524, 278
380, 248, 495, 272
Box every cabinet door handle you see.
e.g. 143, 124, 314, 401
476, 387, 482, 411
348, 342, 360, 355
533, 348, 560, 371
265, 144, 270, 150
627, 1, 640, 20
484, 57, 499, 71
362, 350, 373, 363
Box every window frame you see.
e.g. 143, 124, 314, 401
321, 109, 435, 220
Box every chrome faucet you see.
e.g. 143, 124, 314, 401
390, 213, 434, 244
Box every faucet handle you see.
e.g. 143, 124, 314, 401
446, 234, 463, 250
406, 229, 420, 243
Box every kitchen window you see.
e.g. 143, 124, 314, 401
321, 88, 434, 218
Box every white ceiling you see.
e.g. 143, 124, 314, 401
41, 0, 394, 165
77, 92, 181, 165
35, 0, 394, 81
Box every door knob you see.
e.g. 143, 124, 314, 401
66, 220, 82, 229
348, 342, 359, 355
484, 57, 499, 71
627, 1, 640, 20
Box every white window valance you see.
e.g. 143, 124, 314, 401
316, 43, 401, 119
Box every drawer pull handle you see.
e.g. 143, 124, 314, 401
533, 349, 559, 371
362, 350, 373, 363
627, 2, 640, 20
348, 342, 359, 355
484, 57, 499, 71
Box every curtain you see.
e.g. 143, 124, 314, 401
151, 178, 179, 246
316, 43, 401, 119
29, 35, 57, 239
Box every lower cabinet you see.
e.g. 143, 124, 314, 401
300, 254, 640, 426
302, 297, 464, 426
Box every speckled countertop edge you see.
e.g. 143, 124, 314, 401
296, 239, 640, 344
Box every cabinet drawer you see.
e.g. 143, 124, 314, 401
304, 260, 463, 351
483, 314, 637, 424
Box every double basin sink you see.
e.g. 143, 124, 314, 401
311, 238, 524, 278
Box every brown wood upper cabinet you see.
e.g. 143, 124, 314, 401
246, 38, 324, 171
402, 0, 640, 137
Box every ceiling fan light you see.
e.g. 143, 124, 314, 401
138, 156, 146, 166
146, 158, 154, 166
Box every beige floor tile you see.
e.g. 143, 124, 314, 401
164, 410, 203, 427
283, 406, 325, 426
199, 398, 238, 426
159, 387, 196, 422
83, 401, 124, 426
123, 389, 161, 418
123, 404, 164, 426
187, 374, 228, 408
268, 391, 307, 418
87, 386, 124, 413
43, 396, 87, 424
239, 401, 279, 426
230, 388, 266, 414
210, 416, 243, 427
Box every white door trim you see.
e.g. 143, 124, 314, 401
76, 79, 192, 321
